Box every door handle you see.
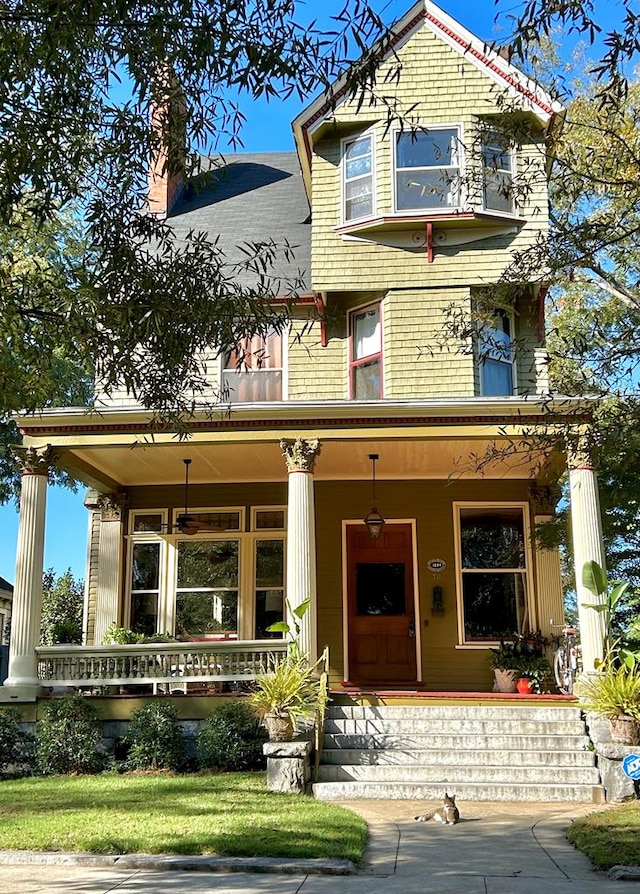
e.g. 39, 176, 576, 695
408, 623, 415, 637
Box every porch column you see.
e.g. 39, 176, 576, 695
529, 485, 563, 641
3, 445, 58, 699
568, 438, 607, 674
281, 438, 321, 663
93, 493, 127, 645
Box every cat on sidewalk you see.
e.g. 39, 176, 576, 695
414, 792, 460, 825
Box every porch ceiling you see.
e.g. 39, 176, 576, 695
56, 435, 560, 491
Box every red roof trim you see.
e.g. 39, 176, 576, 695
299, 8, 554, 168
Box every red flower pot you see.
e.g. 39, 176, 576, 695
516, 678, 533, 695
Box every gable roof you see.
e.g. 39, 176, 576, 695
0, 576, 13, 595
292, 0, 562, 193
168, 151, 311, 296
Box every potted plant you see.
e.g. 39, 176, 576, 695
513, 654, 551, 695
250, 652, 320, 741
576, 664, 640, 745
489, 640, 526, 693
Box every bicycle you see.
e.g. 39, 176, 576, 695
551, 620, 582, 694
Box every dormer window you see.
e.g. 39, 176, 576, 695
344, 134, 374, 221
395, 127, 461, 211
482, 135, 515, 214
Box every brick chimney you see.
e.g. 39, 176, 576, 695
148, 69, 186, 217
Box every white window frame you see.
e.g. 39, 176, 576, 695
478, 310, 516, 397
392, 123, 464, 213
219, 326, 289, 404
453, 502, 534, 649
341, 130, 376, 224
125, 505, 287, 641
482, 132, 516, 215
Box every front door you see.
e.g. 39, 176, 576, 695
346, 523, 417, 683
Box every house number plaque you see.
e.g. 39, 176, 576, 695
427, 558, 447, 573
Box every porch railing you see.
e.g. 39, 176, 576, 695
36, 640, 288, 691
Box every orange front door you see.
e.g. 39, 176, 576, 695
346, 523, 417, 683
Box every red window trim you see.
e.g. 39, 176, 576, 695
348, 301, 383, 399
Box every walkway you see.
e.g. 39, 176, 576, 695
3, 800, 640, 893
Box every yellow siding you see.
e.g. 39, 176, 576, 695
311, 27, 549, 293
315, 477, 543, 691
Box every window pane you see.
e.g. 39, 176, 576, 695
345, 192, 372, 220
396, 130, 458, 168
460, 511, 525, 569
223, 331, 283, 402
462, 572, 526, 640
223, 369, 282, 402
396, 169, 456, 209
131, 592, 158, 637
481, 358, 513, 396
356, 562, 406, 615
132, 514, 163, 533
345, 136, 372, 221
353, 307, 380, 359
175, 511, 240, 533
255, 510, 285, 530
484, 171, 513, 213
131, 543, 160, 591
176, 590, 238, 638
255, 590, 284, 639
256, 540, 284, 588
353, 359, 380, 399
346, 137, 372, 161
177, 541, 239, 589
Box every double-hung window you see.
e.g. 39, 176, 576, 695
343, 134, 373, 221
479, 311, 514, 396
483, 135, 515, 214
395, 127, 461, 211
455, 505, 530, 644
349, 302, 382, 399
223, 328, 283, 402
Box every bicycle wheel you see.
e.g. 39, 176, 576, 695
554, 647, 572, 694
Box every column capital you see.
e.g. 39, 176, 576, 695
566, 433, 597, 471
12, 444, 59, 476
281, 438, 321, 473
528, 484, 561, 516
97, 493, 127, 522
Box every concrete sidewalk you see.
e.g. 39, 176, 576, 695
2, 800, 640, 893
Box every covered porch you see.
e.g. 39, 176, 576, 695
3, 397, 607, 702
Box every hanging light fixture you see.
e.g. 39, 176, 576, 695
176, 458, 199, 535
364, 453, 385, 540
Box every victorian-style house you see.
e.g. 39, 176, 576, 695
3, 0, 607, 708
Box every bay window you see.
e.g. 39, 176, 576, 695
455, 505, 530, 644
483, 134, 515, 214
349, 302, 382, 399
395, 127, 461, 211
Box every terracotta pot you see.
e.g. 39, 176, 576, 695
516, 677, 533, 695
610, 714, 640, 745
263, 713, 294, 742
494, 669, 518, 693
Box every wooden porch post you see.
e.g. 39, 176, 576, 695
93, 493, 127, 645
2, 445, 57, 700
281, 438, 321, 662
568, 438, 607, 674
529, 485, 563, 641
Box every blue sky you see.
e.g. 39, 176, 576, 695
0, 0, 625, 584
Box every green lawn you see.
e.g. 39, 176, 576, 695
567, 801, 640, 870
0, 772, 368, 863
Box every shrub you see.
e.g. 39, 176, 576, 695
197, 700, 267, 771
124, 702, 185, 770
35, 695, 103, 775
0, 707, 22, 770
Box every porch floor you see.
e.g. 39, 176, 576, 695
332, 685, 577, 706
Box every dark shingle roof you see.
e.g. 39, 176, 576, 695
168, 152, 311, 294
0, 576, 13, 593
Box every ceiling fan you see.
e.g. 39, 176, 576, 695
174, 458, 212, 536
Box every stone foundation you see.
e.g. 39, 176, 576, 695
587, 711, 640, 802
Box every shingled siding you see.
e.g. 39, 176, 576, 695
84, 508, 101, 646
311, 27, 549, 293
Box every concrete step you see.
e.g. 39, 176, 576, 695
320, 747, 597, 767
324, 717, 587, 736
312, 780, 603, 803
323, 732, 590, 751
326, 705, 583, 721
316, 763, 601, 785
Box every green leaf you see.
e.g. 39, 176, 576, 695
292, 599, 311, 620
582, 561, 608, 597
